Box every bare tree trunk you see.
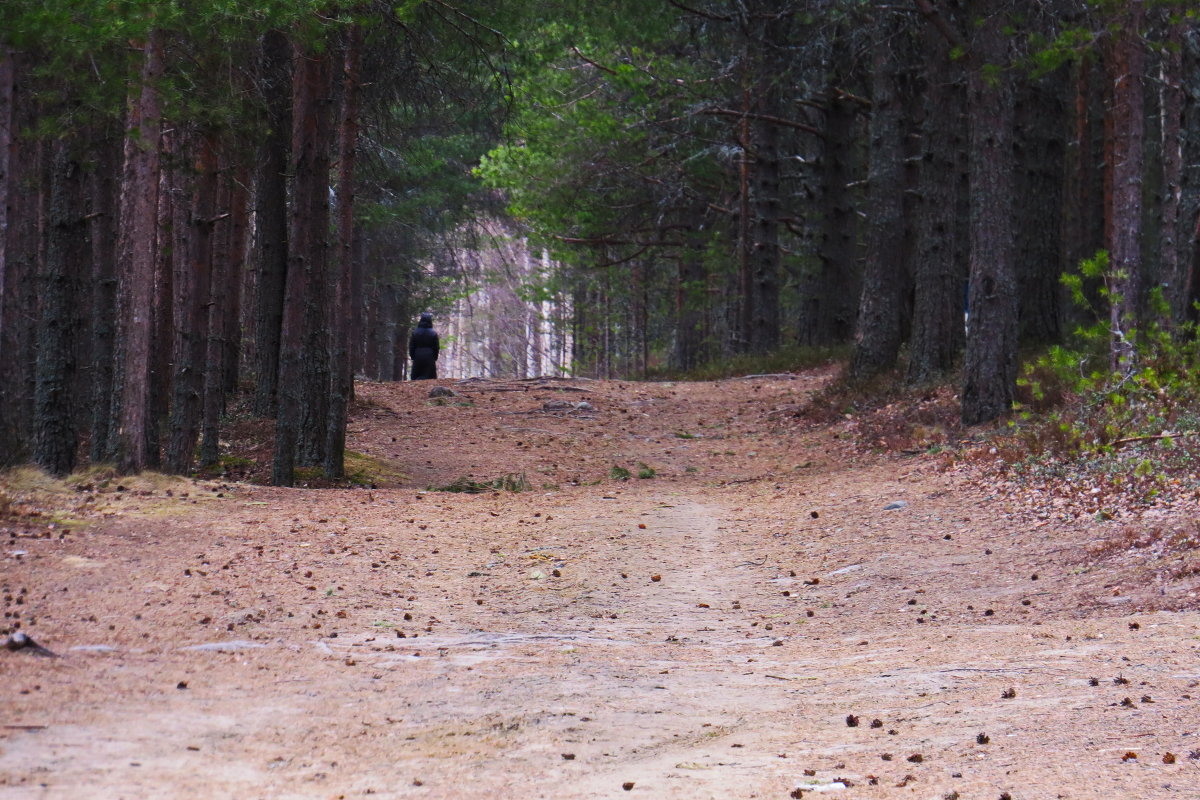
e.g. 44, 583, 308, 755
748, 107, 782, 355
0, 48, 11, 347
805, 92, 860, 347
673, 230, 708, 371
114, 29, 165, 473
1, 86, 41, 465
325, 26, 361, 480
1182, 24, 1200, 321
736, 81, 753, 354
34, 139, 85, 475
908, 13, 966, 385
1160, 20, 1185, 321
147, 134, 175, 468
961, 4, 1018, 425
0, 48, 16, 463
253, 29, 292, 418
1014, 74, 1067, 343
88, 134, 121, 462
364, 276, 381, 379
1105, 1, 1145, 371
274, 37, 333, 485
166, 130, 218, 474
1060, 52, 1106, 331
200, 156, 235, 469
223, 164, 251, 396
851, 10, 910, 381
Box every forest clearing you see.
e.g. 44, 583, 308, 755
3, 372, 1199, 799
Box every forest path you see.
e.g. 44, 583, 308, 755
2, 372, 1200, 798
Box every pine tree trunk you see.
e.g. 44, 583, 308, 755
325, 26, 361, 480
907, 18, 966, 386
961, 5, 1018, 425
805, 93, 860, 347
34, 139, 85, 476
0, 48, 11, 358
88, 134, 121, 462
274, 38, 333, 485
114, 29, 165, 473
1105, 2, 1145, 371
364, 278, 382, 380
166, 130, 218, 475
146, 131, 175, 469
199, 157, 235, 469
1181, 25, 1200, 320
1014, 75, 1067, 343
672, 233, 707, 371
0, 48, 17, 464
748, 108, 782, 355
253, 29, 292, 418
851, 12, 909, 381
223, 164, 251, 396
1060, 52, 1106, 333
2, 92, 41, 465
736, 81, 753, 354
1159, 21, 1185, 321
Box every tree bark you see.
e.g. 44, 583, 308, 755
114, 29, 165, 473
672, 231, 708, 371
34, 139, 85, 476
1105, 2, 1146, 370
1014, 74, 1067, 343
273, 37, 334, 486
1, 83, 41, 465
0, 48, 17, 464
325, 26, 362, 480
1060, 52, 1106, 331
253, 29, 292, 418
747, 106, 782, 354
851, 10, 910, 380
223, 164, 251, 396
88, 133, 121, 462
804, 91, 860, 347
166, 129, 219, 475
907, 14, 966, 385
0, 48, 12, 350
1159, 20, 1185, 321
1181, 23, 1200, 321
961, 4, 1019, 425
199, 154, 235, 469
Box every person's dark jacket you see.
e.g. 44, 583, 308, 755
409, 314, 440, 380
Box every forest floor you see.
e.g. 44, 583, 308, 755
2, 369, 1200, 800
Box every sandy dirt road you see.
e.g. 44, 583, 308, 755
2, 374, 1199, 799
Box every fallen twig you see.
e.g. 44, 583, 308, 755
727, 373, 799, 381
1112, 431, 1200, 447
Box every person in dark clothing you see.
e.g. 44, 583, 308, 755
409, 312, 440, 380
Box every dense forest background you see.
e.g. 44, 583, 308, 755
1, 0, 1198, 485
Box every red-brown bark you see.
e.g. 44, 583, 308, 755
325, 25, 362, 479
115, 29, 165, 473
1105, 1, 1145, 371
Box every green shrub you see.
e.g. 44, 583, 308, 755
1000, 250, 1200, 508
1017, 251, 1200, 457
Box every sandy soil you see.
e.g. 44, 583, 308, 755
2, 372, 1199, 799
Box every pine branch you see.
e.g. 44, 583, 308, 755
699, 107, 824, 137
665, 0, 733, 22
1112, 431, 1200, 448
